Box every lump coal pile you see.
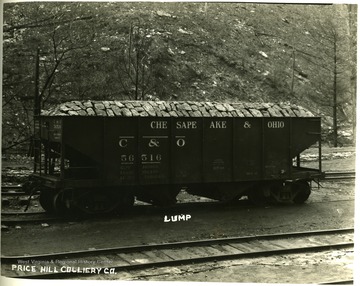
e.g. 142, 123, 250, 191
42, 100, 314, 118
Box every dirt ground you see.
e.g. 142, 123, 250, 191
1, 146, 357, 284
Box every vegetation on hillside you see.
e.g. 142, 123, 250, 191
2, 2, 357, 152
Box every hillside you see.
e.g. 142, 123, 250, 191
2, 2, 357, 150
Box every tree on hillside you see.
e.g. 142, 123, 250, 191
114, 23, 155, 100
347, 4, 357, 141
243, 4, 355, 147
303, 5, 355, 146
2, 2, 176, 152
2, 2, 98, 151
112, 22, 176, 101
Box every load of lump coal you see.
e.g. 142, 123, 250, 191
41, 100, 314, 117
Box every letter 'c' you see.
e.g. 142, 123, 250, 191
119, 139, 128, 148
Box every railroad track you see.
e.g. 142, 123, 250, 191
324, 171, 356, 181
319, 280, 354, 285
1, 211, 60, 226
1, 228, 354, 280
1, 185, 26, 196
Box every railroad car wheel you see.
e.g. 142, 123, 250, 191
248, 183, 281, 205
53, 190, 72, 215
74, 189, 126, 215
247, 188, 268, 206
115, 193, 135, 214
292, 181, 311, 204
136, 186, 179, 206
39, 191, 56, 213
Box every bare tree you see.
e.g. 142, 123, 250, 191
115, 23, 156, 100
300, 6, 354, 146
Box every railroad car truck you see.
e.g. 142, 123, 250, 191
23, 100, 324, 214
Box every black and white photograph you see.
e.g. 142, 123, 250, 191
1, 1, 357, 285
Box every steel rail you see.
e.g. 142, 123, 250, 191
1, 185, 25, 196
1, 185, 23, 189
1, 191, 28, 196
10, 242, 354, 280
1, 212, 62, 225
2, 227, 353, 261
2, 228, 354, 279
323, 171, 356, 181
318, 280, 353, 285
1, 211, 46, 216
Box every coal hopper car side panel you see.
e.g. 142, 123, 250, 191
62, 117, 103, 181
138, 118, 171, 185
171, 118, 203, 184
202, 118, 233, 183
233, 117, 263, 181
58, 116, 321, 188
290, 117, 321, 157
262, 118, 291, 179
103, 117, 138, 185
104, 117, 173, 186
62, 117, 103, 164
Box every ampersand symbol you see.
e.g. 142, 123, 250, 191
244, 121, 251, 128
149, 139, 160, 147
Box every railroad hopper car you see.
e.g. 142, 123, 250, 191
24, 100, 323, 214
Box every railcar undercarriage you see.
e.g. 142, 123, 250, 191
23, 175, 319, 215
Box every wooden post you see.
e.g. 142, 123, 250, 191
33, 46, 40, 172
34, 46, 40, 116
